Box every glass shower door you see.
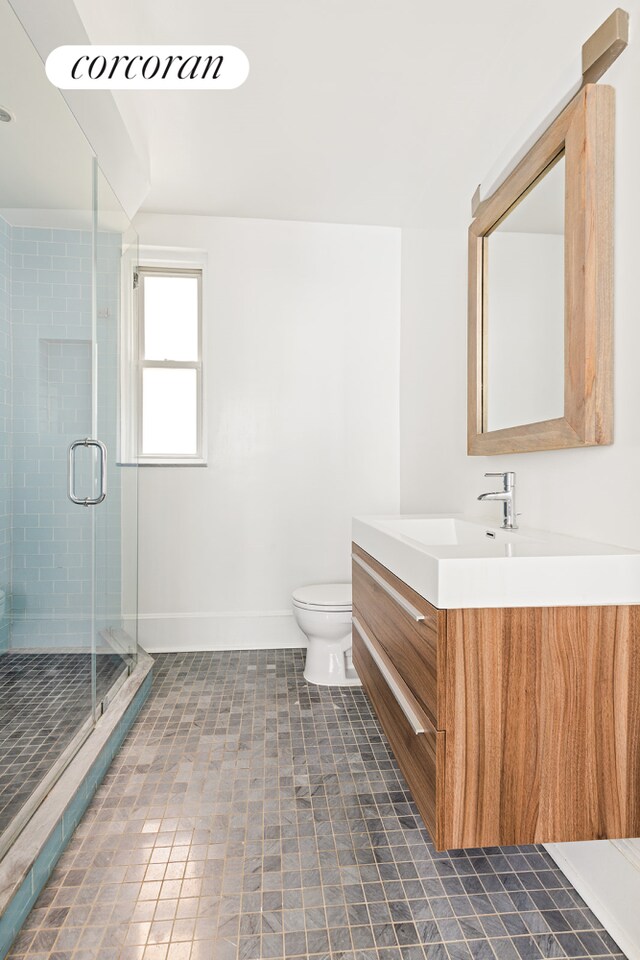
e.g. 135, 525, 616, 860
0, 17, 98, 847
0, 0, 137, 857
93, 167, 139, 706
0, 0, 140, 858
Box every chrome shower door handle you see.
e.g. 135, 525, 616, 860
68, 438, 107, 506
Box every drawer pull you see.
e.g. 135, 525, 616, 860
352, 554, 425, 622
352, 617, 425, 735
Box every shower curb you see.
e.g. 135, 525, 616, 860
0, 649, 154, 958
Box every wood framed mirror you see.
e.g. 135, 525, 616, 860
468, 83, 614, 455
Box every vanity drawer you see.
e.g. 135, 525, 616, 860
352, 613, 443, 843
352, 544, 443, 727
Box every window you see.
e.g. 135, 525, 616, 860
135, 266, 204, 464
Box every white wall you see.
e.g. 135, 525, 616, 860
400, 45, 640, 550
132, 214, 400, 652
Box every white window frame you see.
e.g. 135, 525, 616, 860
120, 252, 207, 466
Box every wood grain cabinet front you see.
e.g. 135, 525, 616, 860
352, 545, 444, 727
351, 614, 444, 842
352, 543, 640, 850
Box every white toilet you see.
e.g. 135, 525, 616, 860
292, 583, 361, 686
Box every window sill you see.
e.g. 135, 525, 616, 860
117, 458, 208, 467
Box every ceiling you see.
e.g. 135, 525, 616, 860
5, 0, 624, 228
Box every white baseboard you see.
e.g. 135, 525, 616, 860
137, 610, 307, 653
545, 840, 640, 958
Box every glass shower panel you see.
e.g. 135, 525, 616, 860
0, 0, 96, 851
94, 168, 139, 694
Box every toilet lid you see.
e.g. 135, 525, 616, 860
292, 583, 352, 610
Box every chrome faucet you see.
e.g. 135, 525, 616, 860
478, 471, 518, 529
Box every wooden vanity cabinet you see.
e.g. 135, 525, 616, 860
352, 542, 640, 850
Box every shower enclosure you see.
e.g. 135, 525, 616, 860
0, 0, 139, 858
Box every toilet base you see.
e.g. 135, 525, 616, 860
303, 636, 362, 687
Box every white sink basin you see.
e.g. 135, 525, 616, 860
352, 514, 640, 608
378, 516, 522, 546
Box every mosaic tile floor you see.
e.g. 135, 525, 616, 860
0, 653, 128, 835
8, 650, 626, 960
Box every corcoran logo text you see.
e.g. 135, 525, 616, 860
46, 45, 249, 90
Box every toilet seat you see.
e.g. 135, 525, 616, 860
292, 583, 352, 613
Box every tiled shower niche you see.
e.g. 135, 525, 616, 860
38, 339, 92, 437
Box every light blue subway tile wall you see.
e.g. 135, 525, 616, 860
0, 218, 11, 652
8, 223, 123, 649
10, 226, 93, 647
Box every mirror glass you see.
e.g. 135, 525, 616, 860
485, 154, 565, 432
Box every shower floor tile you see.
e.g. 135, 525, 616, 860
7, 650, 627, 960
0, 652, 127, 837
